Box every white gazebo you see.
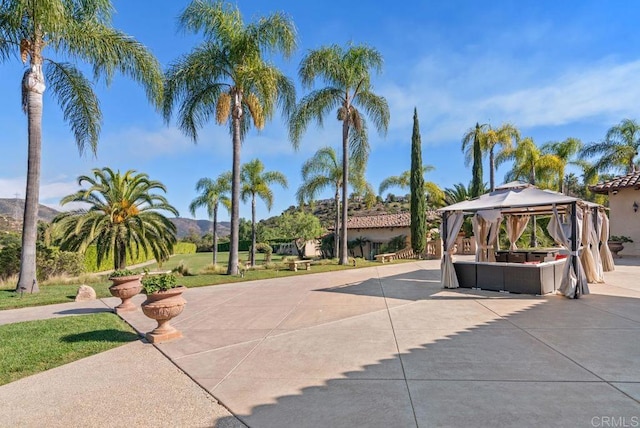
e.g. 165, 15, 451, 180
437, 182, 612, 299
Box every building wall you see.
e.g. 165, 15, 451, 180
609, 188, 640, 256
346, 227, 411, 259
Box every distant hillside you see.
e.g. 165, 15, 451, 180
0, 198, 61, 222
171, 218, 230, 239
0, 198, 229, 239
263, 197, 411, 228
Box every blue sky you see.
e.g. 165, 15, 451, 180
1, 1, 639, 222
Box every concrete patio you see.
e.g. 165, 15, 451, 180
2, 257, 639, 427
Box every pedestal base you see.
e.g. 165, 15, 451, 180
145, 330, 183, 344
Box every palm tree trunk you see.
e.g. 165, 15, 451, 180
227, 97, 242, 275
16, 65, 46, 294
334, 188, 340, 259
212, 205, 218, 266
250, 195, 257, 267
489, 148, 495, 192
340, 119, 349, 265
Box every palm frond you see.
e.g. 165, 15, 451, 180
45, 60, 101, 156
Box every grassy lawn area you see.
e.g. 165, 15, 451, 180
0, 251, 411, 310
0, 313, 138, 385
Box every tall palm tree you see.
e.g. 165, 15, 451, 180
163, 1, 296, 275
378, 166, 445, 207
189, 172, 232, 266
296, 146, 365, 258
541, 137, 583, 193
290, 44, 390, 265
53, 168, 178, 271
241, 159, 287, 266
498, 137, 562, 247
462, 123, 520, 191
581, 118, 640, 174
0, 1, 164, 293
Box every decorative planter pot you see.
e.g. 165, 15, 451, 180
108, 275, 143, 313
141, 286, 187, 343
607, 241, 624, 258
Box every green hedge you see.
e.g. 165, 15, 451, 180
217, 240, 252, 252
83, 246, 153, 273
173, 242, 196, 254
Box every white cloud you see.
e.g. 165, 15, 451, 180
381, 55, 640, 146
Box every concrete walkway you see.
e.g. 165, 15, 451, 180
1, 258, 640, 427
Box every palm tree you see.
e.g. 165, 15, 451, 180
352, 236, 369, 258
462, 123, 520, 191
189, 172, 231, 266
444, 182, 487, 205
296, 146, 365, 258
241, 159, 287, 266
581, 118, 640, 174
498, 137, 562, 247
540, 137, 583, 193
498, 137, 562, 187
53, 168, 178, 271
378, 167, 445, 207
290, 44, 390, 265
1, 1, 164, 293
163, 1, 296, 275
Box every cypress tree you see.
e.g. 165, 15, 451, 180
470, 122, 484, 198
410, 108, 427, 256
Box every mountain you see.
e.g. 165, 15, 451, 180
0, 198, 61, 222
170, 218, 230, 239
0, 198, 229, 239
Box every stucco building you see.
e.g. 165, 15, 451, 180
590, 171, 640, 256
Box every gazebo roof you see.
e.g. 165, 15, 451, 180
438, 182, 581, 214
589, 171, 640, 194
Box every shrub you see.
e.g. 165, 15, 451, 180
381, 235, 407, 253
610, 235, 633, 243
200, 264, 224, 274
173, 242, 197, 254
141, 273, 178, 294
0, 244, 20, 280
255, 243, 273, 262
172, 261, 192, 276
109, 269, 139, 278
36, 246, 85, 281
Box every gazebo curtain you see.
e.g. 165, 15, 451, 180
599, 210, 615, 272
441, 211, 464, 289
505, 214, 530, 250
547, 205, 589, 298
590, 208, 604, 282
580, 208, 599, 283
472, 210, 502, 262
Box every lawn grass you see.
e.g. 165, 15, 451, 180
0, 313, 138, 385
0, 251, 412, 310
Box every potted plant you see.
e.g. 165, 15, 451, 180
140, 273, 187, 343
608, 235, 633, 258
108, 269, 143, 313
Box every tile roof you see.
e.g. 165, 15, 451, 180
589, 171, 640, 194
342, 211, 439, 230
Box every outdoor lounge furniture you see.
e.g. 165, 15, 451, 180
453, 259, 566, 295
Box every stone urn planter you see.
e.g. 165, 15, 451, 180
608, 236, 633, 258
607, 241, 624, 258
141, 273, 186, 343
108, 273, 143, 313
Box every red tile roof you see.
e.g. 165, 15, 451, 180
340, 211, 439, 230
589, 171, 640, 194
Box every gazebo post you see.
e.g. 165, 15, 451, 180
571, 201, 579, 299
442, 212, 448, 260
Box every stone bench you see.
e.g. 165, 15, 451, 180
289, 260, 311, 271
374, 253, 396, 263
